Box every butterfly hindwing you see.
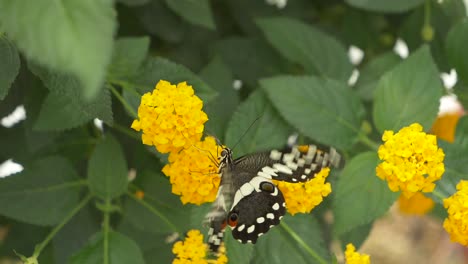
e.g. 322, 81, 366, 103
229, 181, 286, 244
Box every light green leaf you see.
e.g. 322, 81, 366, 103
373, 46, 443, 132
0, 36, 20, 100
261, 76, 364, 150
0, 0, 116, 99
333, 152, 398, 235
69, 231, 145, 264
129, 57, 217, 103
224, 89, 291, 157
108, 36, 150, 80
0, 156, 82, 226
355, 52, 401, 101
88, 135, 128, 200
252, 214, 330, 264
446, 18, 468, 84
345, 0, 424, 13
338, 223, 373, 250
257, 17, 352, 82
225, 231, 255, 263
164, 0, 216, 30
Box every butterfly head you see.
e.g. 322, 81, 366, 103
218, 147, 233, 172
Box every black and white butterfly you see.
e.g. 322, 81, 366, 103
204, 144, 341, 252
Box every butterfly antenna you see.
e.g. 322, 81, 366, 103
231, 114, 264, 152
181, 134, 219, 167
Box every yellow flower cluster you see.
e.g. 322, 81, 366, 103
274, 168, 331, 215
345, 243, 370, 264
376, 123, 445, 198
398, 192, 434, 215
162, 136, 221, 205
172, 230, 228, 264
131, 80, 208, 153
443, 180, 468, 246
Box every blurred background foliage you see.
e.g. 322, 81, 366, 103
1, 0, 468, 263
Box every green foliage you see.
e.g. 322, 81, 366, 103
0, 1, 466, 263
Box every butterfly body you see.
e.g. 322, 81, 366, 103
205, 145, 340, 252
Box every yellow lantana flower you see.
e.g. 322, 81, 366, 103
398, 192, 434, 215
162, 136, 220, 205
172, 229, 227, 264
443, 180, 468, 246
376, 123, 445, 198
345, 243, 370, 264
131, 80, 208, 153
274, 168, 331, 215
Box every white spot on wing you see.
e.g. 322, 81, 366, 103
258, 232, 264, 237
240, 183, 255, 196
237, 224, 245, 232
257, 217, 265, 223
272, 203, 280, 210
269, 150, 282, 160
304, 168, 311, 174
301, 175, 307, 180
282, 153, 294, 163
273, 163, 293, 175
266, 213, 275, 219
247, 225, 255, 233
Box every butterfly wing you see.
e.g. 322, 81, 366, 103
235, 144, 341, 183
229, 181, 286, 243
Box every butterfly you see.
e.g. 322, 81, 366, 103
204, 144, 341, 252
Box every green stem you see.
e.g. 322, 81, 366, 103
108, 122, 141, 141
126, 191, 179, 233
108, 84, 138, 118
424, 0, 431, 28
33, 193, 92, 257
103, 198, 111, 264
432, 189, 447, 201
280, 222, 328, 264
358, 134, 380, 151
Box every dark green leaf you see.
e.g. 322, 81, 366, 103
53, 206, 100, 264
261, 76, 364, 150
333, 152, 398, 235
0, 0, 116, 99
29, 64, 113, 130
345, 0, 424, 13
129, 57, 217, 102
117, 0, 149, 6
200, 56, 239, 141
164, 0, 216, 30
108, 37, 150, 80
257, 17, 352, 81
338, 223, 373, 250
252, 214, 330, 264
373, 46, 443, 132
225, 231, 254, 263
124, 171, 189, 234
446, 18, 468, 84
0, 36, 20, 100
0, 220, 48, 258
355, 52, 401, 101
0, 156, 82, 226
216, 37, 286, 87
225, 89, 291, 157
88, 135, 128, 200
435, 117, 468, 199
69, 231, 145, 264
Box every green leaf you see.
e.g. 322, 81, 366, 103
435, 116, 468, 198
216, 37, 286, 87
0, 0, 116, 99
88, 135, 128, 200
260, 76, 364, 150
252, 214, 330, 264
373, 46, 443, 132
129, 57, 217, 103
446, 18, 468, 84
225, 231, 255, 263
257, 17, 352, 82
164, 0, 216, 30
70, 231, 145, 264
116, 0, 149, 6
224, 89, 291, 157
0, 36, 20, 100
338, 223, 373, 250
29, 64, 113, 131
345, 0, 424, 13
200, 56, 239, 141
108, 37, 150, 80
0, 156, 82, 226
333, 152, 398, 235
355, 52, 401, 101
124, 171, 189, 234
